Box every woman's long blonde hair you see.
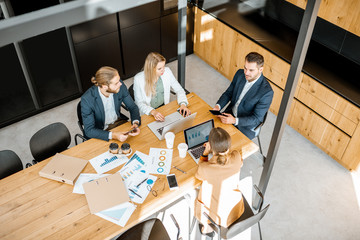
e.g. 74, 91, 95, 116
144, 52, 166, 97
209, 127, 232, 165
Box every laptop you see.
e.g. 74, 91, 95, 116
148, 111, 197, 140
184, 119, 214, 164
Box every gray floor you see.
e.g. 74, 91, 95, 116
1, 54, 360, 240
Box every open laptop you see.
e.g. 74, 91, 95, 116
184, 119, 214, 164
148, 111, 197, 140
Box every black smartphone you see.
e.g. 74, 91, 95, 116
209, 110, 225, 116
124, 127, 138, 135
166, 174, 179, 190
177, 108, 184, 115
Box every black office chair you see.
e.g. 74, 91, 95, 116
30, 122, 71, 164
116, 214, 181, 240
202, 185, 270, 240
254, 111, 268, 162
128, 84, 135, 101
75, 101, 89, 145
0, 150, 30, 179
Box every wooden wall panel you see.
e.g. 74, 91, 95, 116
268, 82, 283, 115
263, 63, 288, 89
341, 124, 360, 171
300, 75, 360, 125
286, 0, 360, 37
288, 101, 351, 161
296, 88, 357, 136
194, 9, 235, 80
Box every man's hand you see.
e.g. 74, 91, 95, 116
218, 113, 236, 125
128, 123, 140, 136
179, 104, 191, 117
213, 105, 220, 111
150, 109, 165, 122
112, 131, 129, 142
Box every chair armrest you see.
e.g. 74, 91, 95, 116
202, 212, 221, 239
253, 121, 264, 131
75, 134, 87, 145
253, 184, 264, 211
170, 214, 181, 240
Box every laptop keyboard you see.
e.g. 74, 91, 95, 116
157, 127, 164, 135
190, 145, 205, 159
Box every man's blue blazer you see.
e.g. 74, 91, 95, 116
81, 82, 141, 141
217, 69, 274, 139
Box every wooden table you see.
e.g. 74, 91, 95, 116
0, 93, 258, 240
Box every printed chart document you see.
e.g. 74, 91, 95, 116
89, 151, 128, 174
96, 202, 136, 227
148, 148, 173, 175
119, 151, 157, 204
73, 173, 110, 194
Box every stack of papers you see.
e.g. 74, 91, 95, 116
75, 148, 174, 227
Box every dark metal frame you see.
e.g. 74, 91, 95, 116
254, 0, 322, 208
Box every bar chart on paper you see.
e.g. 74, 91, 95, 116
100, 156, 118, 167
90, 151, 128, 174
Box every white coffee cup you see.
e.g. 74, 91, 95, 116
178, 143, 188, 158
164, 132, 175, 149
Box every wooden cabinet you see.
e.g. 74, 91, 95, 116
194, 8, 360, 171
296, 74, 360, 136
288, 100, 351, 161
286, 0, 360, 37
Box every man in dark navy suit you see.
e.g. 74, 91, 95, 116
81, 66, 141, 142
213, 52, 274, 139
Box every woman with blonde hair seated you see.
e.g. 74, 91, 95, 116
133, 52, 190, 121
195, 127, 245, 236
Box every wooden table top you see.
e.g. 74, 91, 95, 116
0, 93, 258, 240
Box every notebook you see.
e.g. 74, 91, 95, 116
184, 119, 214, 164
148, 111, 197, 140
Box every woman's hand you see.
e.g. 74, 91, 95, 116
150, 109, 165, 121
179, 104, 191, 117
202, 142, 211, 156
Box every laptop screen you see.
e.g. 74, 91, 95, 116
184, 119, 214, 149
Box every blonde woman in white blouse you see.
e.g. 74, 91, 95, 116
133, 52, 190, 121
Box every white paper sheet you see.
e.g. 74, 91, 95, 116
118, 151, 157, 203
148, 148, 173, 175
126, 174, 157, 204
73, 173, 110, 194
89, 151, 128, 174
95, 202, 136, 227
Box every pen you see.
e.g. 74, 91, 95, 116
172, 165, 187, 174
136, 178, 148, 188
129, 189, 142, 198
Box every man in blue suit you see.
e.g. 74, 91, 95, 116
81, 66, 141, 142
213, 52, 273, 139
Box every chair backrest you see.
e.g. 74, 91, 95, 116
30, 122, 71, 162
0, 150, 23, 179
254, 111, 268, 137
128, 84, 134, 100
115, 218, 171, 240
224, 204, 270, 239
77, 101, 84, 134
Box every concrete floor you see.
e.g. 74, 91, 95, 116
1, 54, 360, 240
